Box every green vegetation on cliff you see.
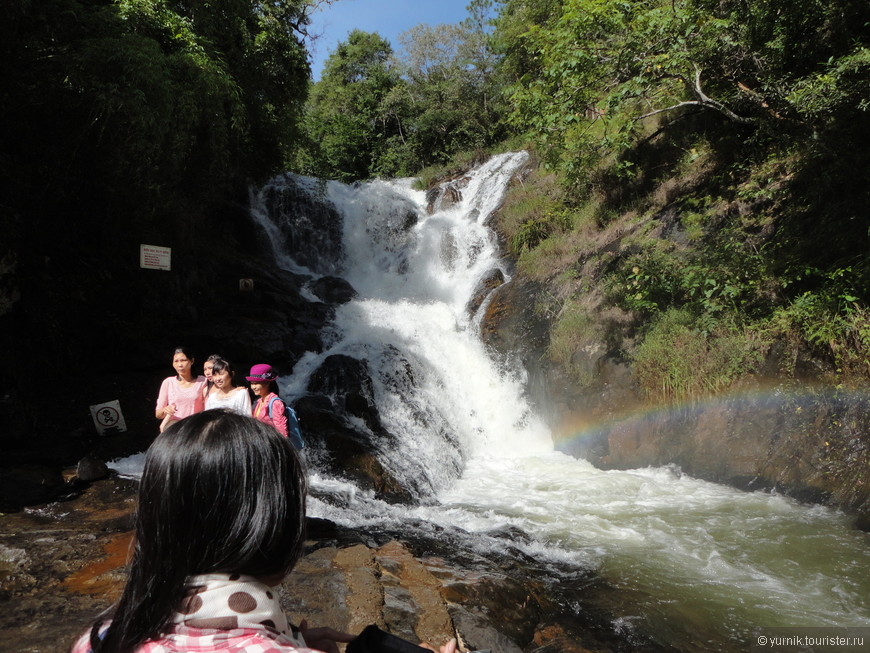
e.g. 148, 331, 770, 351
299, 0, 506, 180
304, 0, 868, 400
490, 0, 870, 399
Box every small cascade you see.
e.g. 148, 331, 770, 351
250, 152, 548, 501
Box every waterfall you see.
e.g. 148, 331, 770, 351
249, 152, 551, 500
244, 153, 870, 650
112, 153, 870, 652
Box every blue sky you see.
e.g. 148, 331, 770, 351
306, 0, 474, 80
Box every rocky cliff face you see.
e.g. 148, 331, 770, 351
479, 168, 870, 529
482, 281, 870, 530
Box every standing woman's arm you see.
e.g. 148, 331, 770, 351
155, 377, 172, 419
270, 398, 289, 438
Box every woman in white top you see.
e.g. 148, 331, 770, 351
204, 358, 252, 415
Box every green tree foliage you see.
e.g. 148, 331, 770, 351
301, 0, 507, 181
176, 0, 313, 176
302, 30, 403, 181
3, 0, 311, 207
494, 0, 753, 183
400, 0, 507, 168
396, 18, 503, 165
0, 0, 312, 363
493, 0, 870, 185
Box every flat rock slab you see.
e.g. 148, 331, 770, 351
0, 477, 668, 653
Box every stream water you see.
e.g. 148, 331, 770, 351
114, 153, 870, 651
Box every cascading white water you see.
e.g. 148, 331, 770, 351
250, 153, 870, 650
116, 153, 870, 651
268, 153, 552, 498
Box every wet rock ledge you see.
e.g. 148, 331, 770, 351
0, 475, 671, 653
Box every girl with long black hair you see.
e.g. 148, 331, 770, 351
71, 410, 352, 653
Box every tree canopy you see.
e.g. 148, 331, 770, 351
492, 0, 870, 184
300, 0, 505, 180
301, 30, 402, 182
1, 0, 314, 368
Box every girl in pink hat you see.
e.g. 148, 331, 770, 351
247, 364, 304, 449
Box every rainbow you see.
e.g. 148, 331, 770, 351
551, 383, 870, 457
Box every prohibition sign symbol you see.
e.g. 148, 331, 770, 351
97, 406, 120, 427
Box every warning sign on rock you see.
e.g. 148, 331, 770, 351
140, 244, 171, 271
89, 400, 128, 434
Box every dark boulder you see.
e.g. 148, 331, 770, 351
257, 174, 344, 275
76, 454, 109, 482
0, 465, 66, 511
309, 276, 357, 304
294, 397, 412, 503
426, 177, 470, 214
307, 355, 383, 433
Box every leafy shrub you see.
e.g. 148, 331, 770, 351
769, 275, 870, 375
787, 47, 870, 121
498, 169, 565, 254
608, 223, 774, 326
607, 245, 684, 314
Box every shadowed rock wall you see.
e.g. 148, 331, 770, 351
481, 271, 870, 528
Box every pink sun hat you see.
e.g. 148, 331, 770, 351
245, 363, 279, 383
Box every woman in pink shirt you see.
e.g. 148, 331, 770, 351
247, 364, 304, 450
155, 347, 207, 432
248, 364, 287, 436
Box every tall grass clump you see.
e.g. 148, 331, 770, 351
633, 308, 764, 403
498, 170, 564, 255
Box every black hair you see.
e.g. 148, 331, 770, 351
172, 346, 195, 361
210, 357, 235, 378
89, 410, 307, 653
203, 354, 222, 385
171, 346, 196, 380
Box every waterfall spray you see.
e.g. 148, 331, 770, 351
158, 153, 870, 651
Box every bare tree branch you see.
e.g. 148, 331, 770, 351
637, 64, 754, 124
637, 101, 704, 120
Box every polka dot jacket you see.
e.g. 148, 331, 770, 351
72, 574, 325, 653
